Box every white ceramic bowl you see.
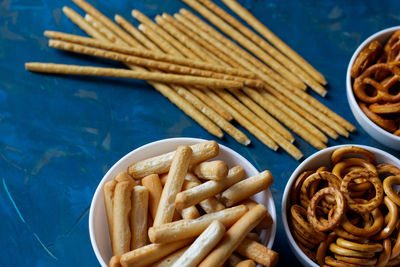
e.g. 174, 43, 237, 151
346, 26, 400, 150
281, 144, 400, 267
89, 137, 277, 266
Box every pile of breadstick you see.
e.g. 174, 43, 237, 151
25, 0, 356, 160
105, 140, 278, 267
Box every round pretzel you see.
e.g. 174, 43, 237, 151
331, 145, 377, 165
351, 40, 382, 79
387, 256, 400, 267
307, 187, 345, 232
324, 256, 359, 267
377, 163, 400, 178
341, 207, 384, 237
334, 254, 377, 265
340, 169, 383, 213
291, 222, 318, 248
376, 238, 392, 267
291, 170, 314, 205
370, 102, 400, 114
297, 242, 317, 262
333, 226, 367, 242
384, 30, 400, 57
335, 237, 382, 253
332, 158, 377, 180
383, 175, 400, 206
360, 102, 398, 132
373, 196, 398, 240
329, 243, 376, 258
316, 232, 337, 266
291, 205, 326, 241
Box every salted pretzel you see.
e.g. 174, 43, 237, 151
351, 40, 382, 78
370, 101, 400, 114
360, 102, 398, 132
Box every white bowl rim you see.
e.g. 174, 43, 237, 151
346, 25, 400, 142
89, 137, 277, 266
281, 144, 400, 267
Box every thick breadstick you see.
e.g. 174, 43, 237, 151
236, 238, 279, 267
175, 166, 245, 209
193, 160, 228, 181
25, 63, 243, 89
131, 186, 149, 250
120, 238, 193, 267
221, 170, 273, 207
109, 255, 121, 267
199, 204, 268, 267
235, 259, 256, 267
178, 174, 202, 220
128, 141, 218, 179
115, 171, 134, 182
153, 145, 192, 226
141, 174, 162, 220
150, 246, 189, 267
112, 180, 133, 256
241, 199, 273, 230
172, 220, 226, 267
104, 179, 116, 244
148, 205, 248, 243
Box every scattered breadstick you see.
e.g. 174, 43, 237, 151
112, 180, 133, 256
130, 186, 149, 250
141, 174, 162, 220
175, 166, 245, 209
153, 145, 192, 226
235, 259, 256, 267
128, 141, 218, 179
104, 179, 117, 244
148, 204, 248, 243
172, 220, 226, 267
221, 170, 273, 207
150, 246, 189, 267
236, 238, 279, 267
193, 160, 228, 181
199, 204, 268, 267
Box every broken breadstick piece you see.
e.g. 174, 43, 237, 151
193, 160, 228, 181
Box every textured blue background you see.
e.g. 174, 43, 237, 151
1, 0, 400, 266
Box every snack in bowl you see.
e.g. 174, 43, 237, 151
89, 138, 278, 267
285, 145, 400, 266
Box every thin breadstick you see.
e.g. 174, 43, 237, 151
235, 259, 256, 267
129, 141, 218, 178
84, 14, 125, 45
175, 166, 245, 210
241, 199, 273, 230
236, 238, 279, 267
26, 62, 243, 90
153, 145, 192, 226
172, 220, 226, 267
227, 254, 243, 267
148, 205, 248, 243
120, 238, 194, 267
197, 0, 327, 96
131, 186, 149, 249
112, 180, 133, 256
199, 204, 268, 267
104, 179, 117, 244
193, 160, 228, 181
221, 170, 273, 207
221, 0, 326, 85
180, 1, 306, 90
141, 174, 162, 220
150, 246, 189, 267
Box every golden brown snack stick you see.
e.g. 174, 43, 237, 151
227, 254, 243, 267
235, 259, 256, 267
199, 204, 267, 267
128, 141, 218, 179
193, 160, 229, 181
130, 186, 149, 250
148, 205, 248, 243
109, 255, 121, 267
172, 220, 226, 267
177, 173, 203, 220
115, 171, 134, 183
236, 238, 279, 267
104, 179, 117, 244
221, 170, 273, 207
241, 199, 273, 230
246, 232, 259, 241
175, 166, 246, 209
180, 205, 200, 220
221, 0, 326, 85
150, 246, 189, 267
112, 180, 133, 256
84, 14, 126, 45
198, 0, 327, 96
153, 146, 192, 226
120, 238, 193, 267
25, 62, 243, 90
141, 174, 162, 220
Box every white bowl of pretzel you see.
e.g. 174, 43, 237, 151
346, 26, 400, 150
89, 137, 277, 267
282, 145, 400, 266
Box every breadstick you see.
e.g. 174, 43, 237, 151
199, 204, 268, 267
115, 171, 134, 182
84, 14, 125, 45
175, 166, 245, 209
178, 173, 203, 220
130, 186, 149, 250
109, 255, 121, 267
236, 238, 279, 267
148, 204, 248, 243
221, 170, 273, 207
193, 160, 228, 181
112, 180, 133, 256
235, 259, 256, 267
241, 199, 273, 230
141, 174, 162, 220
150, 246, 189, 267
197, 0, 327, 96
153, 145, 192, 226
104, 179, 117, 243
172, 220, 226, 267
246, 232, 259, 241
128, 141, 218, 179
25, 63, 243, 90
120, 238, 193, 267
220, 0, 326, 85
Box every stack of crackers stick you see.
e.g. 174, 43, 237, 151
105, 140, 278, 267
25, 0, 356, 160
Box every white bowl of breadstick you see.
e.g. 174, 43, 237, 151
89, 137, 277, 267
282, 144, 400, 267
346, 26, 400, 150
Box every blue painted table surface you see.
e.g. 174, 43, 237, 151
1, 0, 400, 266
